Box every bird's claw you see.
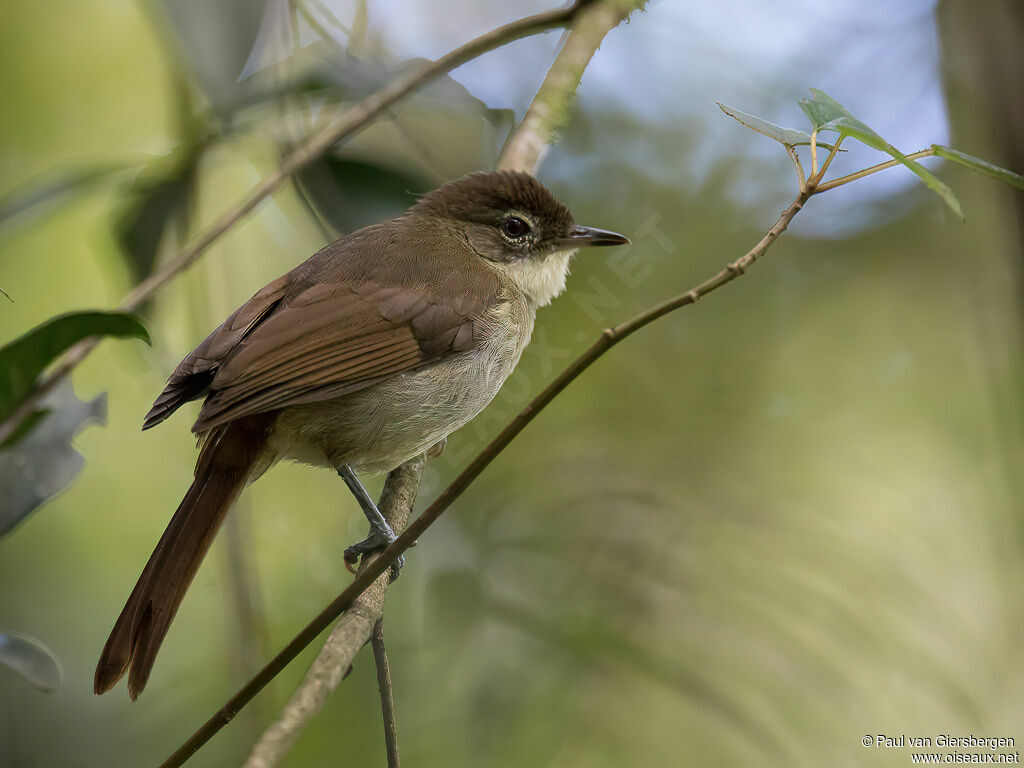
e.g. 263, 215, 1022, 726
343, 524, 404, 581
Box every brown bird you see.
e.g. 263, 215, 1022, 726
94, 170, 629, 700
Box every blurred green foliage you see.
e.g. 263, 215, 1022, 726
1, 1, 1023, 767
0, 311, 148, 424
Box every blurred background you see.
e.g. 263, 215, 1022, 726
2, 0, 1023, 766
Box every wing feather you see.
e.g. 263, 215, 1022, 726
143, 227, 507, 434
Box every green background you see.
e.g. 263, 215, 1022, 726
1, 1, 1022, 766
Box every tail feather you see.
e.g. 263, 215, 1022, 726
95, 413, 274, 700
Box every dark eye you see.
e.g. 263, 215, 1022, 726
501, 216, 530, 239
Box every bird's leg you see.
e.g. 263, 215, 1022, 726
338, 465, 403, 580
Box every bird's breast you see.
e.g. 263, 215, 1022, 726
269, 295, 534, 474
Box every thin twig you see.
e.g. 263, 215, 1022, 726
0, 0, 602, 447
809, 128, 819, 178
370, 619, 400, 768
815, 147, 936, 192
785, 145, 806, 192
814, 135, 845, 181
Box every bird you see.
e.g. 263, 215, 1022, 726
94, 170, 630, 700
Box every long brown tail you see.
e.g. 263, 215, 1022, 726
94, 414, 274, 700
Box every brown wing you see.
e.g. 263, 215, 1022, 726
142, 276, 291, 430
143, 227, 503, 434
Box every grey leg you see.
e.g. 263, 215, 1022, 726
338, 465, 403, 579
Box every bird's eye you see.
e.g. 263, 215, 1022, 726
501, 216, 530, 239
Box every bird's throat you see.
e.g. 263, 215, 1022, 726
497, 248, 576, 309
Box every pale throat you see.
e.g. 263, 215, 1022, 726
498, 248, 576, 309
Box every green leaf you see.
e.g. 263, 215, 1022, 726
931, 145, 1024, 190
716, 102, 840, 150
798, 88, 963, 219
797, 88, 851, 133
0, 633, 62, 693
116, 147, 202, 283
0, 311, 150, 423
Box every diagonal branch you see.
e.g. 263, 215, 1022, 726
0, 0, 602, 447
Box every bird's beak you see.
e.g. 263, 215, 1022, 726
561, 225, 630, 248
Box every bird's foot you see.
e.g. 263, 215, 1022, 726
344, 521, 404, 581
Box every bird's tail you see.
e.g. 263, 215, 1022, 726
94, 413, 274, 700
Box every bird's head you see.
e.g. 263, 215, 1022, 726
411, 171, 629, 308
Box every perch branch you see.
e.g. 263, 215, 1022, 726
0, 0, 603, 447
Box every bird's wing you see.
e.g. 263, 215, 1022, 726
143, 247, 504, 433
142, 275, 293, 430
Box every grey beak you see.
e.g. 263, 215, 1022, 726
562, 225, 630, 248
